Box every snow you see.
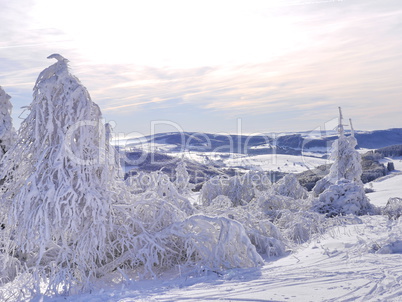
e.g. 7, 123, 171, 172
366, 173, 402, 207
365, 157, 402, 207
225, 153, 329, 173
25, 171, 400, 302
2, 59, 401, 302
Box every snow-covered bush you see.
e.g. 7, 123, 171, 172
201, 195, 233, 216
225, 173, 256, 206
274, 210, 328, 244
0, 86, 15, 159
200, 171, 271, 206
313, 179, 374, 217
273, 174, 308, 200
199, 176, 229, 206
162, 215, 264, 271
256, 191, 310, 213
200, 194, 286, 258
383, 197, 402, 220
236, 216, 285, 257
126, 170, 195, 215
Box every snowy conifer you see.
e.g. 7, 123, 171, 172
273, 174, 308, 200
313, 108, 363, 197
0, 86, 15, 159
174, 159, 194, 196
312, 108, 374, 216
0, 54, 133, 293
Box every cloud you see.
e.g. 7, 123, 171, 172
0, 0, 401, 134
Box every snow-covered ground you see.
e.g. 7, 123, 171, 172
365, 157, 402, 207
167, 151, 329, 174
39, 166, 402, 302
224, 153, 329, 173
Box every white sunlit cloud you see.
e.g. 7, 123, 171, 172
0, 0, 401, 134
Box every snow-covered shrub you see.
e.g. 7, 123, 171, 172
200, 195, 286, 258
126, 170, 194, 215
199, 176, 229, 206
273, 174, 308, 200
236, 216, 285, 257
125, 170, 155, 194
201, 195, 233, 217
256, 192, 310, 213
313, 179, 374, 217
383, 197, 402, 220
199, 171, 270, 207
162, 215, 264, 271
274, 210, 328, 244
225, 173, 256, 206
132, 192, 188, 233
0, 86, 15, 159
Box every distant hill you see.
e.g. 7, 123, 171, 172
124, 128, 402, 156
121, 128, 401, 190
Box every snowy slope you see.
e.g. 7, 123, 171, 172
365, 157, 402, 207
43, 216, 402, 302
40, 171, 402, 302
224, 153, 329, 173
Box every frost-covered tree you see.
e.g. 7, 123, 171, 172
0, 86, 15, 159
312, 108, 374, 216
313, 108, 363, 197
174, 159, 194, 196
0, 54, 135, 294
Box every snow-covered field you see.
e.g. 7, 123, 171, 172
38, 167, 402, 302
224, 153, 329, 173
166, 151, 329, 174
365, 157, 402, 207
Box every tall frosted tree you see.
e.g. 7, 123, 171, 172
313, 108, 363, 197
0, 86, 15, 159
312, 108, 374, 216
0, 54, 134, 294
174, 159, 194, 195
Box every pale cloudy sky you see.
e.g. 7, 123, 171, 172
1, 0, 401, 136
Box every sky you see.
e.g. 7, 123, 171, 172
1, 0, 401, 137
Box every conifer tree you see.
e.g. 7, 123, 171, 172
174, 158, 194, 195
0, 54, 132, 293
0, 86, 15, 159
313, 107, 362, 196
312, 108, 374, 216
